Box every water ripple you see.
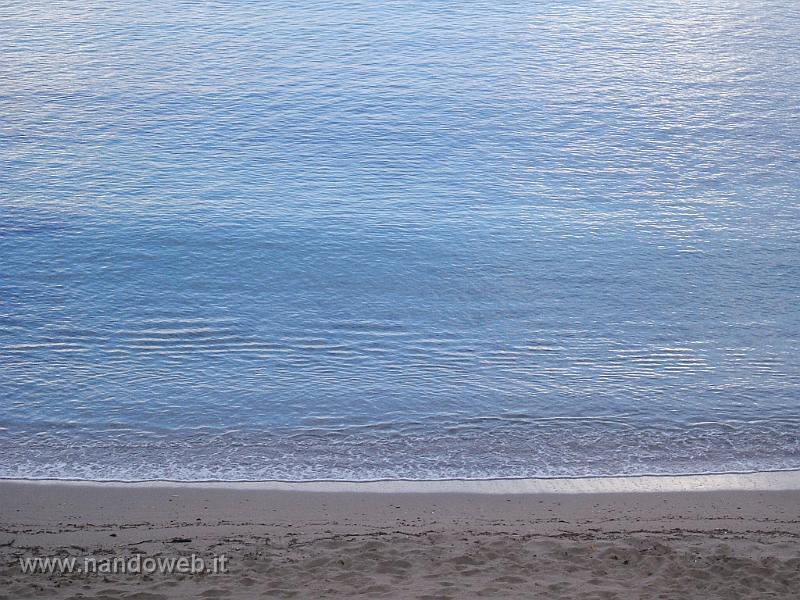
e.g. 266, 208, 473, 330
1, 0, 799, 480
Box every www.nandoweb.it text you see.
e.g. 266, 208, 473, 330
19, 554, 228, 575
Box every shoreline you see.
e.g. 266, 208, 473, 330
3, 468, 800, 493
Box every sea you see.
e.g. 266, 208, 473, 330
1, 0, 799, 481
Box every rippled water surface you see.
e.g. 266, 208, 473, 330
2, 0, 799, 480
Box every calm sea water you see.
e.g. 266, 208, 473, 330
2, 1, 799, 481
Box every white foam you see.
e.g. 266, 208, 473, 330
6, 470, 800, 494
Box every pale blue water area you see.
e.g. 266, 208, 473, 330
1, 1, 799, 481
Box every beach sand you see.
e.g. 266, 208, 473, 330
1, 475, 799, 599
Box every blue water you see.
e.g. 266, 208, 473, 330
1, 0, 799, 481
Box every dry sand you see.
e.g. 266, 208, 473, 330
1, 474, 799, 599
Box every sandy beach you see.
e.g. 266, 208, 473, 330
1, 474, 799, 599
